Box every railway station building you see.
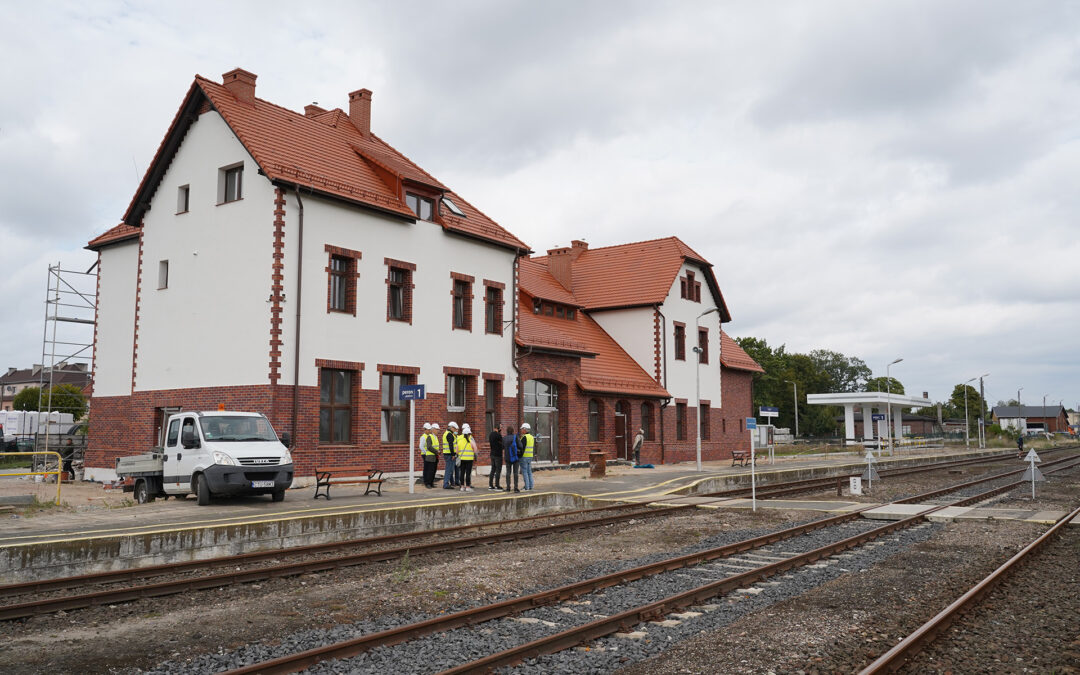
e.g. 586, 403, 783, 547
83, 69, 759, 481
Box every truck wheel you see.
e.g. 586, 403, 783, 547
134, 480, 154, 504
271, 488, 285, 502
195, 473, 211, 505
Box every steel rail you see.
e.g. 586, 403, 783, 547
437, 511, 939, 675
859, 504, 1080, 674
0, 501, 649, 599
0, 504, 691, 620
220, 508, 872, 675
894, 455, 1080, 504
220, 460, 1056, 675
698, 452, 1023, 500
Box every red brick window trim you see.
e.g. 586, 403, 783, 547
378, 363, 421, 375
315, 358, 365, 372
443, 366, 481, 376
384, 257, 416, 324
451, 272, 474, 332
698, 327, 709, 364
484, 281, 505, 335
699, 398, 711, 406
324, 245, 361, 316
673, 322, 686, 361
482, 372, 505, 381
680, 271, 701, 303
674, 398, 689, 404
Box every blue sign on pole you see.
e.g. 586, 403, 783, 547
871, 413, 886, 421
746, 417, 757, 430
399, 384, 426, 401
760, 406, 779, 418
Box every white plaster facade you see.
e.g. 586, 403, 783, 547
93, 110, 517, 400
92, 240, 139, 397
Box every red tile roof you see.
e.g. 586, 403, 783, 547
531, 236, 731, 320
518, 258, 580, 306
86, 223, 140, 250
100, 72, 528, 252
518, 267, 669, 398
719, 330, 764, 373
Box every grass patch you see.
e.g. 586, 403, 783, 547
391, 550, 413, 584
0, 456, 32, 470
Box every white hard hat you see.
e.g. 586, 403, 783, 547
520, 423, 531, 430
461, 423, 471, 434
431, 423, 440, 430
448, 421, 459, 429
423, 423, 432, 430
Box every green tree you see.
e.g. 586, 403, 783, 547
864, 377, 904, 395
808, 349, 871, 393
10, 384, 87, 421
948, 384, 986, 434
12, 387, 40, 411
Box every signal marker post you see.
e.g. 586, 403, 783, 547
400, 384, 426, 494
747, 417, 758, 511
1022, 448, 1045, 500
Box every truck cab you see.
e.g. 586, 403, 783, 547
161, 411, 293, 504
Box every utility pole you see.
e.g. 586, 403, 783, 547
978, 374, 989, 448
785, 379, 799, 439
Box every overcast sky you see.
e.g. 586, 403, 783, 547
2, 1, 1078, 411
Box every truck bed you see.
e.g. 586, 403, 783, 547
115, 450, 164, 476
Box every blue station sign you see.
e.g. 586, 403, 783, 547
399, 384, 426, 401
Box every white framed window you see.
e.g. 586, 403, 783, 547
158, 260, 169, 290
447, 374, 467, 411
177, 185, 190, 213
218, 163, 243, 203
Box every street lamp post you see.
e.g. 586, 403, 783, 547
695, 307, 719, 472
1043, 394, 1049, 432
978, 373, 989, 448
886, 358, 902, 455
964, 377, 977, 448
785, 380, 799, 439
1018, 387, 1024, 435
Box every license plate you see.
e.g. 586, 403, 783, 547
251, 480, 275, 488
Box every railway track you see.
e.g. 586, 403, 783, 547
0, 502, 692, 620
210, 459, 1080, 675
860, 503, 1080, 674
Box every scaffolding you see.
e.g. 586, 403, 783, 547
35, 261, 97, 473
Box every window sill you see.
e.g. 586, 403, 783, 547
447, 406, 465, 413
176, 210, 189, 215
216, 198, 244, 206
318, 443, 358, 449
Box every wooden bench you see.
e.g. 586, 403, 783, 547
313, 466, 386, 500
730, 450, 760, 467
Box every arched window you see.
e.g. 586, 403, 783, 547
588, 399, 601, 441
640, 402, 653, 440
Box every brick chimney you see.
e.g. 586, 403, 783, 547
349, 88, 373, 138
546, 247, 574, 291
569, 239, 588, 261
304, 104, 327, 118
222, 68, 257, 104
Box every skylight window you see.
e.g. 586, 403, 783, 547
442, 196, 465, 217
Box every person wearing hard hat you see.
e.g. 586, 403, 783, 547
419, 423, 439, 488
457, 423, 478, 491
441, 421, 459, 489
518, 422, 536, 490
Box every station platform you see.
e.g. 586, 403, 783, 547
0, 446, 1073, 581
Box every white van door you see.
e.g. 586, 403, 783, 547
164, 415, 198, 494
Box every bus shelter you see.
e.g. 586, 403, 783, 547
806, 391, 930, 448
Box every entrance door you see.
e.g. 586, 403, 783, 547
155, 406, 182, 447
614, 401, 629, 460
523, 380, 559, 463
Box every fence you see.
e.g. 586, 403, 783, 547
0, 451, 63, 504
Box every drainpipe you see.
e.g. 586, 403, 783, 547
510, 253, 526, 426
656, 304, 669, 464
290, 187, 305, 446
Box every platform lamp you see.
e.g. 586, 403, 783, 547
1018, 387, 1024, 434
885, 358, 902, 455
1043, 394, 1050, 433
978, 374, 989, 448
694, 306, 719, 472
964, 377, 977, 448
785, 380, 799, 439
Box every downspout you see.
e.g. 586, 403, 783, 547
655, 304, 669, 464
290, 187, 305, 446
509, 253, 525, 425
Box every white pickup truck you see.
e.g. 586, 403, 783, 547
115, 411, 294, 505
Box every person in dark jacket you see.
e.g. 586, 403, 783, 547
488, 425, 504, 490
502, 425, 520, 492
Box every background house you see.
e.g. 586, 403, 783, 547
992, 405, 1069, 433
0, 364, 91, 412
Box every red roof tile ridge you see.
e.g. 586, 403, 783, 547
87, 223, 141, 249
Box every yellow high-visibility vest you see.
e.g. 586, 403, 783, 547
456, 434, 475, 461
421, 434, 438, 456
442, 431, 456, 454
521, 433, 535, 458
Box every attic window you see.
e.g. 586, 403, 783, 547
218, 164, 243, 204
442, 197, 465, 217
406, 193, 433, 221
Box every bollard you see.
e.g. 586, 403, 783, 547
588, 451, 607, 479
